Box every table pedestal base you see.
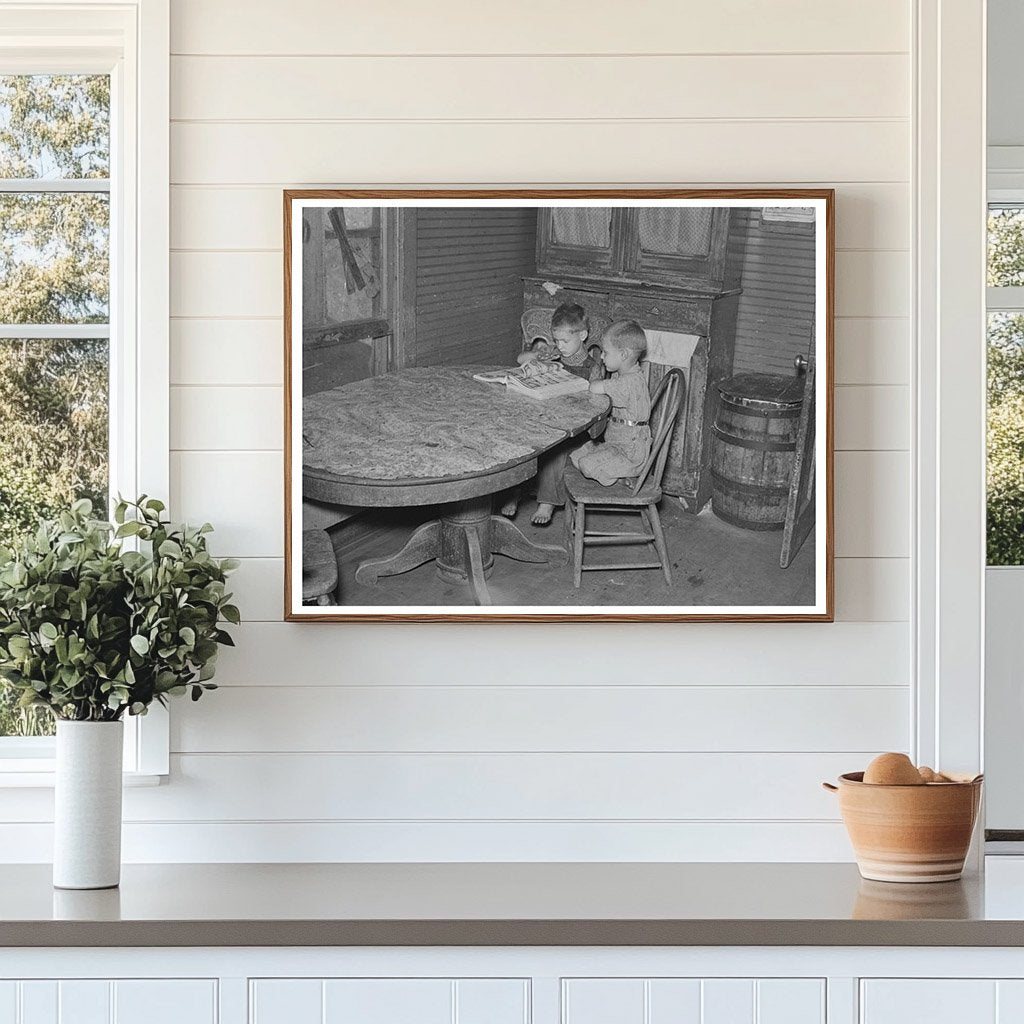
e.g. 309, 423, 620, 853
354, 496, 568, 606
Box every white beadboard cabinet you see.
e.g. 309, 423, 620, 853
5, 949, 1024, 1024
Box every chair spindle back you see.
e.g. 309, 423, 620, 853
630, 368, 686, 497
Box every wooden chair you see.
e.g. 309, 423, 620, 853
302, 528, 339, 606
521, 307, 554, 351
563, 368, 686, 587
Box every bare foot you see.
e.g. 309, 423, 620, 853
531, 502, 555, 526
500, 497, 519, 518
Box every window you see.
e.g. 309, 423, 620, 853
0, 74, 111, 739
986, 205, 1024, 565
0, 3, 169, 778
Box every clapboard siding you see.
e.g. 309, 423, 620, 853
170, 121, 909, 185
170, 54, 909, 121
208, 621, 910, 688
170, 183, 909, 251
224, 555, 909, 624
0, 0, 918, 865
734, 214, 817, 374
169, 0, 909, 55
166, 383, 908, 453
412, 207, 536, 366
169, 450, 908, 559
171, 685, 909, 753
168, 248, 908, 320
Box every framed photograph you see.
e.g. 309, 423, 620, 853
284, 189, 833, 622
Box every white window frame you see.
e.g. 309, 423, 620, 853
0, 0, 169, 784
983, 170, 1024, 839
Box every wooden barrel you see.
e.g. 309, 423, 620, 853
710, 373, 805, 531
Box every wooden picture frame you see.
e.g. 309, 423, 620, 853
284, 189, 834, 622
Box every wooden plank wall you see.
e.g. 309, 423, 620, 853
733, 212, 817, 376
412, 208, 536, 367
0, 0, 914, 863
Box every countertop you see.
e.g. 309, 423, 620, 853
5, 861, 1024, 947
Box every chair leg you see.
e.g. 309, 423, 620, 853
573, 501, 586, 588
564, 494, 574, 555
647, 502, 672, 585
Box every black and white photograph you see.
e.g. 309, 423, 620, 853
285, 191, 833, 621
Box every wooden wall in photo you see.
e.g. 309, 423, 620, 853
733, 211, 818, 375
410, 207, 537, 367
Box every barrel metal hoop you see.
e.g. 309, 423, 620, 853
710, 468, 791, 498
718, 398, 802, 419
712, 425, 798, 453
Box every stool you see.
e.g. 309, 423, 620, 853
302, 528, 338, 605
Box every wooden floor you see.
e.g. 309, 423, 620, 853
325, 497, 816, 609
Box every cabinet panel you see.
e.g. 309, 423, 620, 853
860, 980, 997, 1024
756, 980, 825, 1024
251, 979, 527, 1024
563, 978, 825, 1024
250, 979, 322, 1024
18, 983, 56, 1024
455, 980, 529, 1024
0, 983, 13, 1024
702, 979, 754, 1024
563, 979, 645, 1024
114, 981, 217, 1024
58, 982, 109, 1024
324, 980, 451, 1024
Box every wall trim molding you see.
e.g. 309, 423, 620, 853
913, 0, 986, 785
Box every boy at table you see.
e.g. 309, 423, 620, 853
501, 302, 604, 525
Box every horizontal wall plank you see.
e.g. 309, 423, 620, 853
171, 183, 908, 252
169, 354, 902, 454
168, 314, 910, 390
0, 820, 856, 863
173, 447, 905, 559
834, 385, 909, 450
171, 252, 280, 317
170, 121, 909, 186
211, 621, 909, 686
834, 318, 909, 385
171, 684, 909, 754
171, 249, 907, 320
171, 54, 908, 121
171, 386, 282, 450
171, 319, 283, 385
834, 451, 910, 558
116, 751, 867, 820
833, 557, 909, 622
835, 250, 909, 318
170, 0, 909, 56
171, 451, 283, 557
228, 555, 907, 624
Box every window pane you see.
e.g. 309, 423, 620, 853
551, 207, 611, 249
0, 338, 107, 737
0, 75, 109, 179
987, 312, 1024, 565
638, 208, 713, 256
0, 192, 109, 323
988, 206, 1024, 287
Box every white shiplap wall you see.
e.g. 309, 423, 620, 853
1, 0, 915, 862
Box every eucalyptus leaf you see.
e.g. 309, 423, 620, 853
0, 496, 238, 721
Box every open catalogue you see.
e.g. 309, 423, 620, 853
472, 365, 590, 401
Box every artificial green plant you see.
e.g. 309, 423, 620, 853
0, 497, 239, 722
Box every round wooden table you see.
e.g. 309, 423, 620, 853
302, 366, 610, 606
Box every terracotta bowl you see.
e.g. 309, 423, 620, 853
823, 771, 983, 883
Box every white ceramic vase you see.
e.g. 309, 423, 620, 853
53, 720, 124, 889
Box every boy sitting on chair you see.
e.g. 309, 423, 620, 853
502, 302, 604, 525
570, 319, 652, 486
